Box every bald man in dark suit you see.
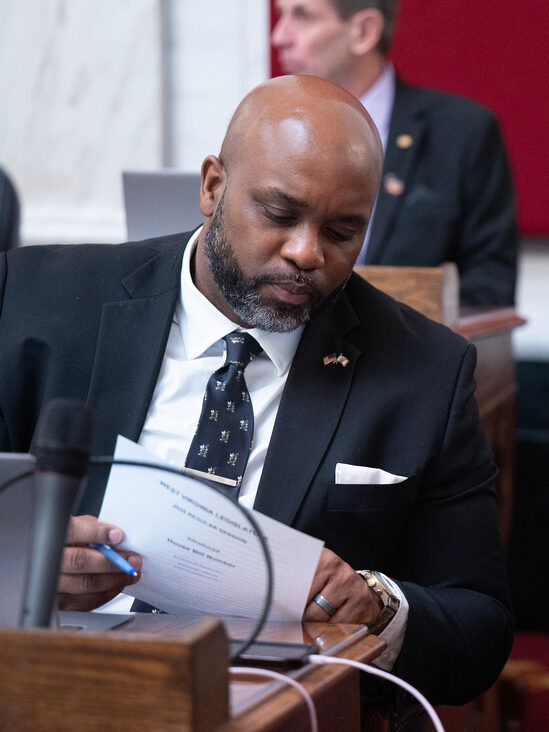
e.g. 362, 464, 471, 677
0, 76, 512, 713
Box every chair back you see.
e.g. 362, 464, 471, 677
354, 262, 459, 326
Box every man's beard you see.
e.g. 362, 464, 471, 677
204, 193, 350, 333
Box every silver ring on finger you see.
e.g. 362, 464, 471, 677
312, 592, 337, 616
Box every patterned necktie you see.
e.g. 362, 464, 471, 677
185, 331, 262, 494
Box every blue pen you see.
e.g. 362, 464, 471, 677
91, 543, 138, 577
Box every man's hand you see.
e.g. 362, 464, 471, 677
303, 548, 382, 624
58, 515, 141, 611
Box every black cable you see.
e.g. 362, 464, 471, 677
89, 456, 274, 660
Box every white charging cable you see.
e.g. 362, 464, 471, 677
230, 657, 444, 732
229, 666, 318, 732
308, 655, 444, 732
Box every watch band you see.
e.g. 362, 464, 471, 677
356, 570, 400, 633
356, 570, 400, 602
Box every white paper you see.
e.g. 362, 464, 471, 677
98, 436, 324, 621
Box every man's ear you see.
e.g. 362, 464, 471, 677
200, 155, 227, 217
348, 8, 384, 56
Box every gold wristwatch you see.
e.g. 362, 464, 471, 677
356, 570, 400, 633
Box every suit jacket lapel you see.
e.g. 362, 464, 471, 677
366, 79, 426, 262
253, 295, 362, 525
87, 237, 187, 456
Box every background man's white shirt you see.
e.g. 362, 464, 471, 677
356, 63, 396, 264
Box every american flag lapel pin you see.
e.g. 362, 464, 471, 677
323, 353, 349, 367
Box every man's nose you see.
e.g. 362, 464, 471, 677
280, 228, 325, 270
271, 17, 292, 47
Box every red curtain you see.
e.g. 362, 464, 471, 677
270, 0, 549, 235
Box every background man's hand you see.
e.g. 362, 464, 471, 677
303, 547, 382, 624
58, 515, 141, 611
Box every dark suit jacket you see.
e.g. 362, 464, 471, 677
366, 79, 518, 306
0, 233, 513, 706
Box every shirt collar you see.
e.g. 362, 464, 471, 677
177, 227, 303, 377
359, 62, 396, 152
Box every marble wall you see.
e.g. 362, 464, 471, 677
0, 0, 269, 244
166, 0, 270, 170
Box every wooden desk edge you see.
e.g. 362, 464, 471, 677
456, 307, 526, 338
225, 632, 386, 725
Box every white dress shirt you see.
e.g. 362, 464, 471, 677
355, 62, 396, 265
139, 228, 303, 509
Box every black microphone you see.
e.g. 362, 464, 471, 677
21, 399, 93, 628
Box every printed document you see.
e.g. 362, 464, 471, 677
98, 437, 324, 621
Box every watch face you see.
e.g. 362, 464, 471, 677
374, 572, 400, 602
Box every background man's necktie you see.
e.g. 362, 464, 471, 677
185, 331, 262, 493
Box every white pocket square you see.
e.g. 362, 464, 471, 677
335, 463, 408, 485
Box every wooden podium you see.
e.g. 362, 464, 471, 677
0, 617, 229, 731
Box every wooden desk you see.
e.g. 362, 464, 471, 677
0, 614, 385, 732
125, 614, 385, 732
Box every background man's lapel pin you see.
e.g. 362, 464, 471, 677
396, 133, 414, 149
383, 173, 405, 197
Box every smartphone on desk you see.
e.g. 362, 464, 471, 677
230, 639, 319, 670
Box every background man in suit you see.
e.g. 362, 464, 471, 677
0, 75, 512, 710
272, 0, 518, 306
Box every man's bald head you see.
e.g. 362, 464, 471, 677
194, 75, 383, 330
219, 74, 382, 188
